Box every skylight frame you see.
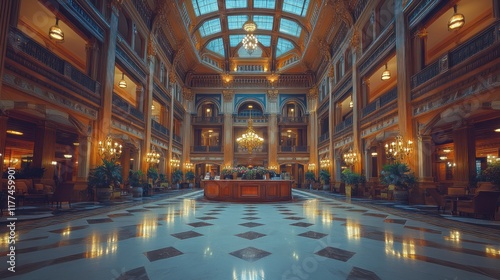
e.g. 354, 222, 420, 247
279, 18, 302, 37
227, 15, 249, 30
253, 0, 276, 9
276, 37, 294, 57
282, 0, 310, 17
225, 0, 247, 9
199, 18, 222, 37
192, 0, 219, 16
206, 37, 225, 56
254, 15, 274, 30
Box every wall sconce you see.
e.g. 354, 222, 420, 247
381, 64, 391, 81
185, 162, 194, 170
320, 158, 331, 168
64, 154, 73, 159
448, 5, 465, 31
49, 17, 64, 42
98, 135, 122, 161
118, 73, 127, 88
170, 158, 180, 168
349, 100, 353, 108
268, 165, 278, 171
51, 161, 57, 165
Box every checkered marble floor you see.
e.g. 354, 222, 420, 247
1, 189, 500, 280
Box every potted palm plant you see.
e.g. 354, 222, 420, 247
172, 169, 183, 189
341, 169, 363, 197
479, 162, 500, 189
88, 159, 122, 202
128, 170, 145, 198
319, 169, 331, 190
380, 162, 417, 202
305, 170, 315, 189
185, 170, 195, 188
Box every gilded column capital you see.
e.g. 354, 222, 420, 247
108, 0, 123, 16
182, 87, 193, 101
350, 28, 360, 53
328, 64, 335, 78
307, 86, 318, 101
267, 89, 278, 101
169, 70, 176, 85
318, 40, 331, 62
147, 35, 156, 62
222, 90, 234, 102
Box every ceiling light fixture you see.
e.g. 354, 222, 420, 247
242, 17, 258, 55
448, 5, 465, 31
6, 130, 23, 135
118, 73, 127, 88
49, 17, 64, 42
236, 105, 264, 154
381, 64, 391, 81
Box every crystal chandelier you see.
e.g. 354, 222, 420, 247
146, 146, 160, 166
98, 135, 122, 161
236, 106, 263, 154
385, 134, 413, 162
242, 18, 258, 55
342, 147, 357, 166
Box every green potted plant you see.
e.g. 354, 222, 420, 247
341, 169, 363, 197
185, 170, 195, 188
88, 159, 122, 201
478, 162, 500, 190
319, 169, 331, 190
221, 168, 233, 179
158, 173, 169, 189
128, 170, 145, 198
172, 169, 183, 189
380, 162, 417, 202
145, 167, 159, 196
305, 170, 315, 189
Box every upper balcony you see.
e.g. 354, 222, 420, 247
233, 115, 268, 125
278, 116, 309, 125
279, 146, 309, 153
191, 115, 224, 125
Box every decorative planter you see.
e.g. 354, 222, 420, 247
96, 187, 112, 202
393, 190, 409, 202
345, 184, 353, 197
132, 187, 143, 198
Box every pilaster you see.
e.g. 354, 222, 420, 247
33, 123, 56, 180
417, 134, 434, 182
0, 0, 17, 98
222, 90, 234, 167
453, 126, 476, 187
77, 136, 92, 181
0, 116, 7, 164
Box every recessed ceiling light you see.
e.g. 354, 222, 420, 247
495, 128, 500, 132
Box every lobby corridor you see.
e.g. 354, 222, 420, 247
1, 189, 500, 280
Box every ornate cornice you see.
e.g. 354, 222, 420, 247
182, 87, 193, 101
147, 35, 156, 62
307, 86, 318, 101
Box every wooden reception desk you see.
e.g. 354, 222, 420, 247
202, 180, 293, 202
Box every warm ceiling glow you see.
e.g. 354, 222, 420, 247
208, 129, 213, 133
495, 128, 500, 132
6, 130, 23, 135
64, 154, 73, 159
287, 129, 292, 133
248, 105, 253, 109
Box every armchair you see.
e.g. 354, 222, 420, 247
457, 191, 500, 220
426, 188, 451, 213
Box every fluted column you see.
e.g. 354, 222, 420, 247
182, 88, 194, 173
0, 0, 17, 98
453, 125, 476, 187
307, 87, 318, 177
418, 135, 434, 182
77, 136, 92, 181
94, 0, 121, 167
267, 89, 279, 168
222, 90, 234, 167
351, 35, 362, 174
142, 40, 156, 172
33, 123, 57, 180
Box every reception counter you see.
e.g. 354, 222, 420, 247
202, 180, 293, 202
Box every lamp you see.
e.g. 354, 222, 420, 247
98, 134, 122, 161
236, 106, 264, 154
448, 5, 465, 31
118, 73, 127, 88
170, 158, 180, 168
185, 162, 194, 170
381, 64, 391, 80
242, 18, 258, 55
384, 134, 413, 162
146, 146, 161, 166
320, 158, 331, 168
349, 100, 353, 108
342, 147, 357, 166
49, 18, 64, 42
308, 163, 316, 171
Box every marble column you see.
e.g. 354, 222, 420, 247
33, 123, 56, 180
453, 125, 476, 187
307, 91, 318, 177
76, 136, 91, 182
222, 90, 234, 167
167, 86, 175, 181
267, 114, 278, 167
0, 116, 7, 166
0, 0, 17, 98
142, 51, 155, 171
94, 0, 121, 167
351, 44, 362, 174
417, 134, 434, 182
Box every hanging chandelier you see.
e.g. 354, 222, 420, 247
146, 146, 161, 166
236, 106, 264, 154
98, 135, 122, 161
343, 147, 357, 166
385, 134, 413, 162
242, 18, 258, 55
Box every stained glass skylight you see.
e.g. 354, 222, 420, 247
254, 15, 273, 30
279, 18, 302, 37
225, 0, 247, 9
192, 0, 218, 16
282, 0, 310, 17
227, 15, 248, 30
254, 0, 275, 9
199, 18, 222, 37
258, 35, 271, 46
206, 38, 225, 56
276, 37, 294, 57
229, 35, 245, 47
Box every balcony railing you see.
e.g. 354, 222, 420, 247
173, 134, 182, 143
191, 115, 224, 124
233, 115, 268, 124
192, 146, 222, 153
112, 93, 144, 122
334, 115, 353, 134
411, 22, 498, 89
278, 116, 308, 124
362, 87, 397, 117
279, 146, 309, 153
318, 132, 329, 143
151, 120, 169, 136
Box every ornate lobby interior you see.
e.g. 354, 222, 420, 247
0, 0, 500, 279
